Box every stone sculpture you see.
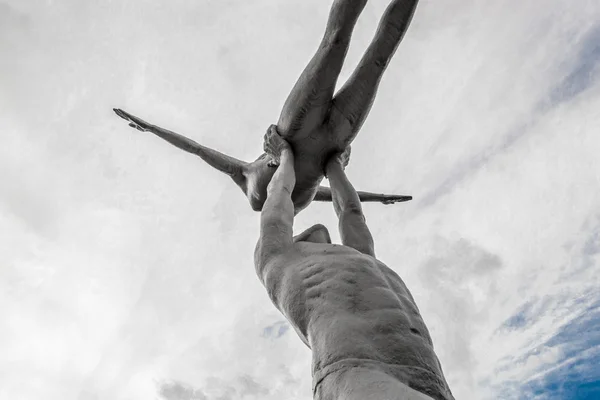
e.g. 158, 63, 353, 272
114, 0, 419, 214
115, 1, 454, 398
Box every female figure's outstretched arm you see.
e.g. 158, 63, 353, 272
113, 108, 248, 188
314, 147, 412, 205
314, 186, 412, 205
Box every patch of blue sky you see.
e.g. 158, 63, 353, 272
502, 301, 535, 330
261, 320, 290, 339
544, 25, 600, 108
518, 299, 600, 399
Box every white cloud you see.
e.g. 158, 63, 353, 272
2, 0, 600, 399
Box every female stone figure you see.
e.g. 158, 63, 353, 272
115, 0, 419, 214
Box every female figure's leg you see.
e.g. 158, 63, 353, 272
276, 0, 368, 140
329, 0, 419, 147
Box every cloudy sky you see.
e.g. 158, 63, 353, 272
2, 0, 599, 399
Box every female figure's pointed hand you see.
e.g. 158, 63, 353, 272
113, 108, 152, 132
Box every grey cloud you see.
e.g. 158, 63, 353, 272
0, 2, 32, 93
0, 2, 32, 70
420, 238, 503, 281
418, 238, 504, 385
237, 375, 269, 397
417, 117, 532, 208
418, 23, 600, 209
158, 374, 269, 400
581, 215, 600, 268
159, 381, 208, 400
0, 2, 29, 32
556, 213, 600, 281
76, 390, 99, 400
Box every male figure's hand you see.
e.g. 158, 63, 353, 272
263, 124, 292, 167
325, 146, 351, 177
113, 108, 153, 132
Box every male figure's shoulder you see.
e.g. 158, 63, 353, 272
255, 240, 334, 279
254, 239, 298, 282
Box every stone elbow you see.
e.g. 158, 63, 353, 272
343, 202, 363, 216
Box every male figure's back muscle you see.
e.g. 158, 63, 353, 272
262, 242, 446, 382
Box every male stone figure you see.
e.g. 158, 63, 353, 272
256, 128, 454, 400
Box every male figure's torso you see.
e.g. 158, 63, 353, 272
260, 241, 454, 399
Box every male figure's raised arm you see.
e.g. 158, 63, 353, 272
255, 126, 296, 274
325, 150, 375, 257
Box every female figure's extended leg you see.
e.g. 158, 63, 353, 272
329, 0, 419, 147
277, 0, 368, 141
